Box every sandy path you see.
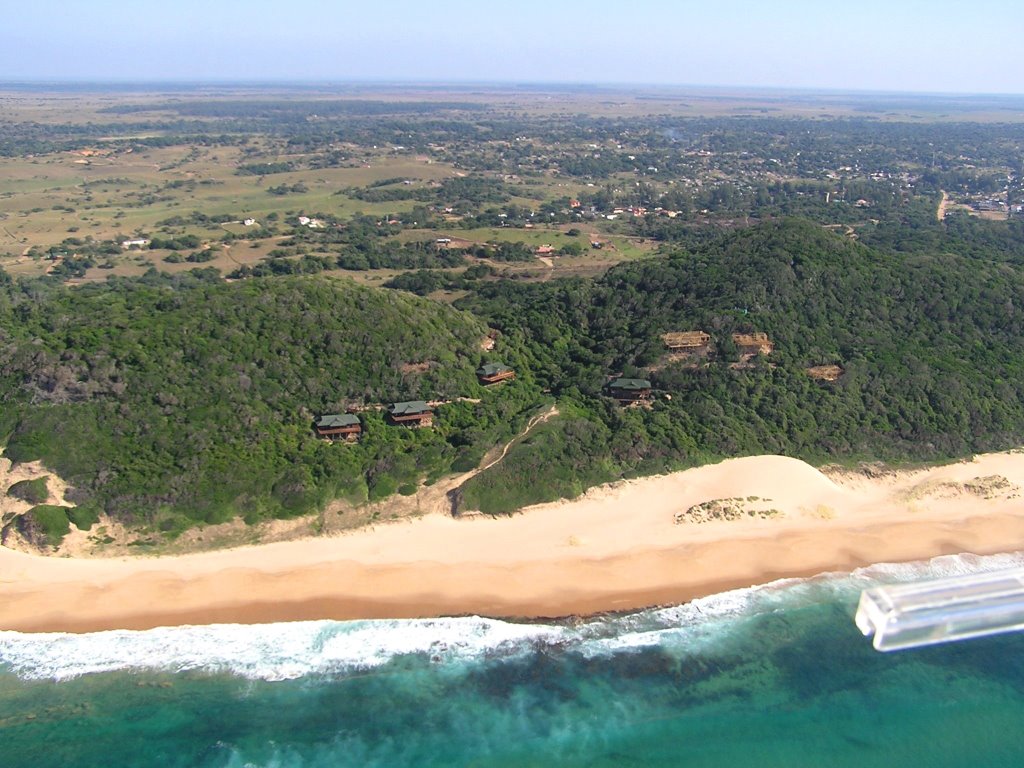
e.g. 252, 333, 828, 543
937, 189, 950, 221
477, 404, 558, 473
3, 452, 1024, 632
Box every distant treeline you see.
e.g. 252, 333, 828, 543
100, 100, 487, 118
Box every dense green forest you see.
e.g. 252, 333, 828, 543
5, 217, 1024, 535
0, 271, 543, 534
454, 218, 1024, 512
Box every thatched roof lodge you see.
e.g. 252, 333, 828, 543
662, 331, 711, 350
806, 364, 844, 382
314, 413, 362, 441
732, 332, 774, 356
387, 400, 434, 427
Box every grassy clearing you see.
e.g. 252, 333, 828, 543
0, 148, 461, 258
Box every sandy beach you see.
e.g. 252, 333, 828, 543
3, 452, 1024, 633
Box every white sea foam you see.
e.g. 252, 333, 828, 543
0, 617, 569, 682
852, 551, 1024, 583
3, 550, 1022, 682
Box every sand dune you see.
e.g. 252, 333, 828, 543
3, 452, 1024, 632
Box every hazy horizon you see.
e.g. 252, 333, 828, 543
1, 0, 1020, 95
2, 79, 1023, 100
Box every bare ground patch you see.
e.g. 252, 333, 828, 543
900, 474, 1020, 502
674, 496, 783, 524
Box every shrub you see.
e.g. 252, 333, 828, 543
6, 477, 49, 504
66, 505, 100, 531
368, 476, 397, 501
18, 505, 72, 547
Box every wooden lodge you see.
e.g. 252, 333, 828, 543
476, 362, 516, 385
732, 332, 774, 357
662, 331, 711, 351
387, 400, 434, 428
314, 413, 362, 441
606, 377, 653, 404
806, 364, 844, 382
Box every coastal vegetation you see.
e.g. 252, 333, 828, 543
0, 271, 544, 535
455, 218, 1024, 511
5, 477, 49, 505
7, 505, 73, 548
3, 86, 1024, 544
6, 216, 1024, 531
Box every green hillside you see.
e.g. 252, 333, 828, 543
456, 219, 1024, 512
0, 271, 542, 530
5, 217, 1024, 529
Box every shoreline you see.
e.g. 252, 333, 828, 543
3, 452, 1024, 633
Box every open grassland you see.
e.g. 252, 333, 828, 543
0, 146, 458, 251
3, 84, 1022, 287
0, 141, 476, 279
0, 110, 659, 282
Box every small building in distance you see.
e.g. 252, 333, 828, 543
477, 362, 516, 385
606, 377, 653, 404
806, 364, 844, 382
732, 332, 774, 357
314, 413, 362, 441
387, 400, 434, 428
662, 331, 711, 351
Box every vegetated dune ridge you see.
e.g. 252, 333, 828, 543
3, 451, 1024, 633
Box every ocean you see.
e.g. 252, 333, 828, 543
4, 552, 1024, 767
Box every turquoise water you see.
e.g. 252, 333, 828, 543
4, 553, 1024, 767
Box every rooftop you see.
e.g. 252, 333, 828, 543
316, 413, 361, 428
608, 377, 652, 391
662, 331, 710, 348
389, 400, 432, 416
732, 332, 771, 345
477, 362, 513, 376
732, 333, 774, 355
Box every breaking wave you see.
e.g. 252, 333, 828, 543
3, 550, 1023, 682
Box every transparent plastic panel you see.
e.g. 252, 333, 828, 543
856, 568, 1024, 651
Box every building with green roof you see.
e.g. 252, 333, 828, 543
387, 400, 434, 427
476, 362, 516, 385
606, 377, 653, 404
314, 413, 362, 440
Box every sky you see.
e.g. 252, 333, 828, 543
0, 0, 1020, 94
